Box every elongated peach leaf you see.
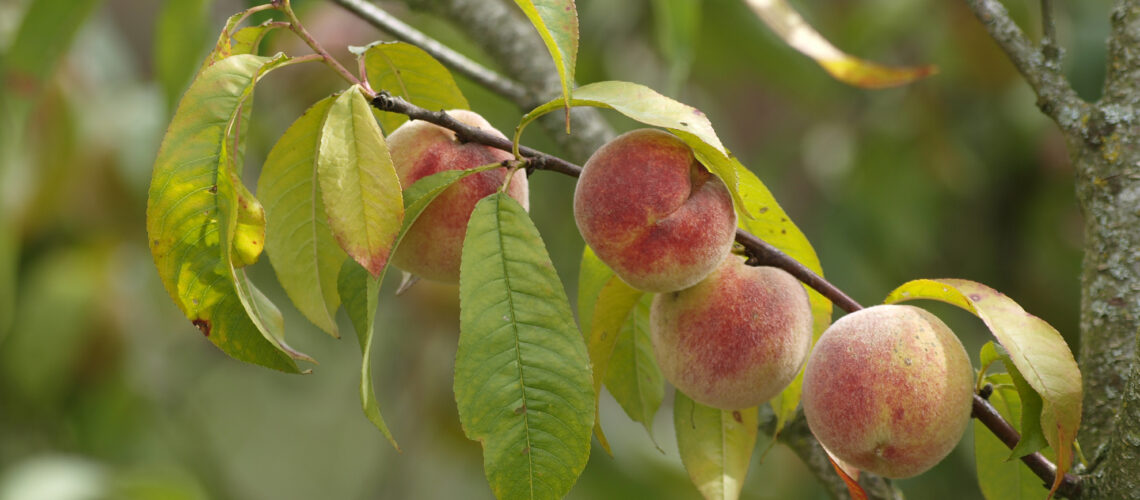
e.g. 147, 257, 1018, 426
674, 392, 758, 500
318, 85, 403, 277
885, 278, 1081, 493
605, 295, 663, 443
743, 0, 935, 88
362, 41, 469, 134
259, 96, 346, 337
585, 275, 643, 453
457, 193, 594, 500
147, 54, 308, 372
512, 0, 578, 115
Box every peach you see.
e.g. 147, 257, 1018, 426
801, 304, 974, 479
386, 110, 528, 283
573, 129, 736, 293
650, 256, 813, 410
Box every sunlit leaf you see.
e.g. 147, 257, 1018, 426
733, 165, 830, 435
742, 0, 935, 88
155, 0, 214, 108
362, 41, 470, 133
674, 392, 757, 500
456, 193, 594, 500
339, 163, 501, 446
317, 85, 404, 277
975, 373, 1051, 500
884, 279, 1081, 493
258, 96, 346, 337
147, 54, 306, 372
512, 0, 578, 117
516, 81, 749, 215
576, 245, 612, 331
604, 295, 663, 442
229, 177, 266, 268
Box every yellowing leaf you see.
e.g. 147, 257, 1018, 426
743, 0, 935, 88
885, 278, 1081, 493
512, 0, 579, 118
230, 178, 266, 268
318, 85, 404, 277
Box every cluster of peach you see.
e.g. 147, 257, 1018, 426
386, 111, 974, 480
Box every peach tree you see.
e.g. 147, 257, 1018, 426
145, 0, 1090, 498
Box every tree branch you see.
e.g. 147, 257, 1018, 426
370, 91, 1083, 497
962, 0, 1088, 134
329, 0, 529, 104
401, 0, 612, 163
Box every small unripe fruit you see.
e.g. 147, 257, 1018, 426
650, 256, 814, 410
574, 129, 736, 293
386, 110, 528, 283
802, 304, 974, 479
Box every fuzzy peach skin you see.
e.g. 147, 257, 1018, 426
801, 304, 974, 479
386, 110, 528, 283
650, 256, 813, 410
573, 129, 736, 293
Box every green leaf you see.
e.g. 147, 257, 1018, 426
229, 176, 267, 268
318, 85, 404, 277
674, 392, 758, 500
200, 11, 279, 73
1000, 356, 1049, 460
884, 279, 1081, 490
742, 0, 935, 88
337, 258, 398, 449
604, 294, 663, 442
732, 165, 831, 435
362, 42, 470, 133
258, 96, 346, 337
651, 0, 700, 94
512, 0, 578, 115
515, 81, 748, 216
3, 0, 100, 102
147, 53, 307, 372
585, 274, 644, 453
0, 218, 15, 343
155, 0, 214, 109
457, 193, 594, 500
576, 245, 612, 332
339, 163, 501, 445
974, 373, 1050, 500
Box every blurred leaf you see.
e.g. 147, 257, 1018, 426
884, 279, 1081, 493
604, 294, 663, 443
673, 392, 757, 500
259, 96, 345, 337
0, 218, 14, 343
155, 0, 215, 109
147, 54, 306, 372
585, 275, 643, 453
0, 250, 99, 407
362, 42, 470, 133
317, 85, 403, 277
733, 165, 830, 435
339, 163, 500, 446
975, 373, 1050, 500
825, 451, 868, 500
516, 81, 749, 216
652, 0, 700, 94
742, 0, 935, 88
512, 0, 578, 117
456, 193, 594, 500
3, 0, 101, 103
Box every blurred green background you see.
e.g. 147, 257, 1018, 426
0, 0, 1102, 498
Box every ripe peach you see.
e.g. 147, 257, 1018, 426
801, 304, 974, 479
573, 129, 736, 293
650, 256, 813, 410
386, 110, 528, 283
